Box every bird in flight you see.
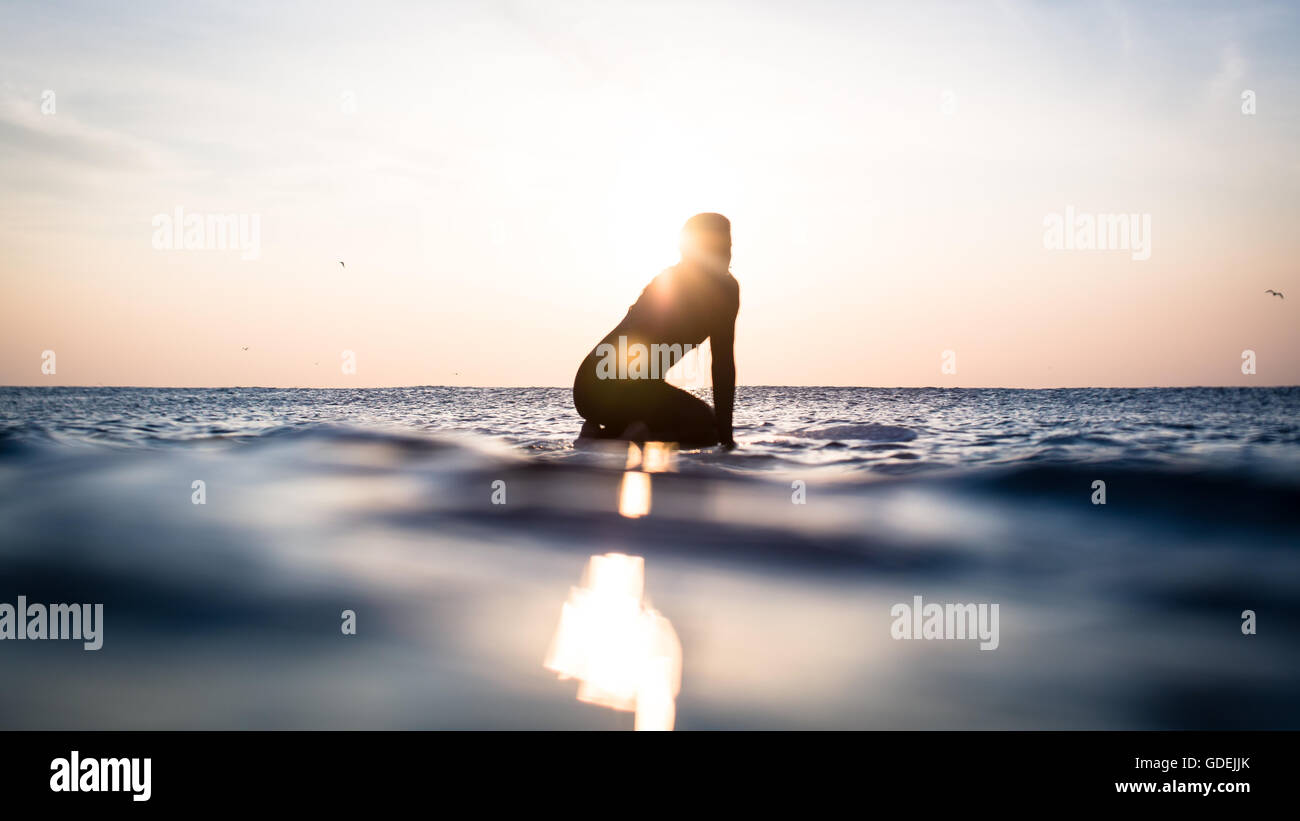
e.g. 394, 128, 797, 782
1265, 289, 1284, 299
338, 260, 346, 268
241, 346, 249, 351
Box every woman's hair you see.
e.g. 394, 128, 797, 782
681, 213, 731, 248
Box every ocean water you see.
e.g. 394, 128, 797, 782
0, 386, 1297, 729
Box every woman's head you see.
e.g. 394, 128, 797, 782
679, 213, 731, 273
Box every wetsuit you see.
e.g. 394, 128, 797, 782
573, 261, 738, 447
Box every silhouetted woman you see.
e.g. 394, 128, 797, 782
574, 213, 738, 448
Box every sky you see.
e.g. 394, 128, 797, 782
1, 0, 1298, 387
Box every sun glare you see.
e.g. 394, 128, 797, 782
543, 553, 683, 731
603, 131, 740, 291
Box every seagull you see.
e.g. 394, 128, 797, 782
338, 260, 345, 268
241, 346, 249, 351
1265, 289, 1284, 299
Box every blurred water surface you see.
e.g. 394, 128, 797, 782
0, 386, 1296, 728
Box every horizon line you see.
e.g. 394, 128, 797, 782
4, 384, 1297, 391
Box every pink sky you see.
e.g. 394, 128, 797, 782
2, 1, 1297, 387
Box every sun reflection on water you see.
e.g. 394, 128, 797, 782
618, 471, 652, 518
543, 553, 683, 730
618, 441, 676, 519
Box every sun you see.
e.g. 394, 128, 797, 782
602, 132, 737, 291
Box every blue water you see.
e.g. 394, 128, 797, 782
0, 386, 1297, 728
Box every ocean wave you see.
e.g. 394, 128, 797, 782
0, 415, 1298, 728
794, 424, 918, 442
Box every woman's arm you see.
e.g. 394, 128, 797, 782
710, 283, 739, 447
